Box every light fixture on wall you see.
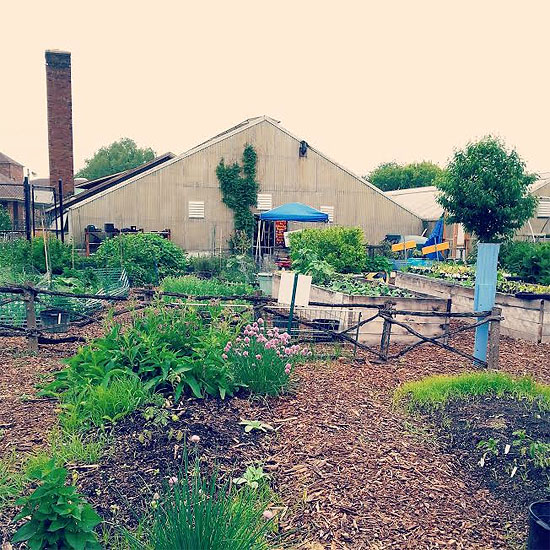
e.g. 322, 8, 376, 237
299, 141, 308, 157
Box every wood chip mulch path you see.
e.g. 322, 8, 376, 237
0, 324, 548, 549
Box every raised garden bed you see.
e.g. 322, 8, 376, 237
272, 272, 450, 345
395, 271, 550, 343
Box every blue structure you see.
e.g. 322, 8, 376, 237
424, 218, 445, 260
473, 243, 500, 363
259, 202, 329, 222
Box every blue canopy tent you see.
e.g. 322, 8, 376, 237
256, 202, 328, 258
258, 202, 329, 222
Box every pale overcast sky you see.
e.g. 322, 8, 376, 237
1, 0, 549, 178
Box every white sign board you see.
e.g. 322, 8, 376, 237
277, 271, 312, 307
33, 188, 55, 205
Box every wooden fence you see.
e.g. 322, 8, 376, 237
0, 284, 502, 368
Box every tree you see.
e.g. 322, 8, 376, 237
0, 205, 11, 230
76, 138, 156, 180
366, 161, 444, 192
436, 137, 538, 243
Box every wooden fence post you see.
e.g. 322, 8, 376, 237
23, 284, 38, 353
487, 306, 501, 369
379, 301, 393, 361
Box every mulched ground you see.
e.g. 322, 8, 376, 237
0, 320, 548, 548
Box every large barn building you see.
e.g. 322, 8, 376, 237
65, 116, 423, 252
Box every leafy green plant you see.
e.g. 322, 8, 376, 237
289, 226, 366, 274
12, 461, 102, 550
233, 465, 270, 489
0, 205, 11, 230
290, 249, 336, 285
216, 144, 259, 241
59, 375, 152, 432
364, 255, 393, 273
324, 276, 412, 297
43, 305, 242, 403
477, 438, 500, 466
94, 233, 187, 286
127, 454, 273, 550
499, 241, 550, 285
239, 420, 274, 433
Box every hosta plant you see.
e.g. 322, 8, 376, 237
12, 462, 101, 550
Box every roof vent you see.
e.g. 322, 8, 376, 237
299, 141, 308, 157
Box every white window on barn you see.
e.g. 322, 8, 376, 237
537, 197, 550, 218
320, 205, 334, 222
257, 194, 273, 211
188, 201, 205, 219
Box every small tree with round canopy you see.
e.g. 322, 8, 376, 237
436, 136, 538, 364
436, 136, 538, 243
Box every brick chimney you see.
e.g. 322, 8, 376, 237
45, 50, 74, 197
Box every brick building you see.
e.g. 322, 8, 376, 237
0, 152, 25, 230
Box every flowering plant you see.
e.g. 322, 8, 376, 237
224, 319, 311, 395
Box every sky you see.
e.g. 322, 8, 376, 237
1, 0, 549, 179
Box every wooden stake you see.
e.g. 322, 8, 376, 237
23, 285, 38, 353
487, 306, 501, 370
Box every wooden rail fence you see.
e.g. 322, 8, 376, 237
0, 284, 502, 368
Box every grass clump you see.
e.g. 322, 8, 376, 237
394, 371, 550, 411
59, 375, 154, 432
0, 452, 25, 512
128, 454, 275, 550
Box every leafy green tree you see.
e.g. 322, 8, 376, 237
0, 205, 11, 230
436, 137, 538, 243
76, 138, 156, 180
366, 161, 444, 191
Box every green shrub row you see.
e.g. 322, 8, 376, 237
499, 241, 550, 285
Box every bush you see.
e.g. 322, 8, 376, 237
0, 206, 11, 230
364, 255, 392, 273
499, 241, 550, 285
44, 306, 241, 402
226, 319, 310, 395
0, 236, 75, 275
289, 227, 366, 274
94, 233, 187, 285
12, 461, 102, 550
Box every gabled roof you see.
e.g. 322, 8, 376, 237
387, 174, 550, 222
0, 152, 23, 167
530, 173, 550, 194
386, 186, 443, 222
53, 152, 176, 211
68, 116, 422, 220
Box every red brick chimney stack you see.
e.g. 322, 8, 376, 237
45, 50, 74, 197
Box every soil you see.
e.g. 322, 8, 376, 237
426, 397, 550, 517
76, 395, 271, 529
0, 316, 549, 548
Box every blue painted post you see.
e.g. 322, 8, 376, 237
473, 243, 501, 363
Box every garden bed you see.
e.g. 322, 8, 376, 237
272, 272, 451, 344
395, 271, 550, 343
1, 323, 549, 547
